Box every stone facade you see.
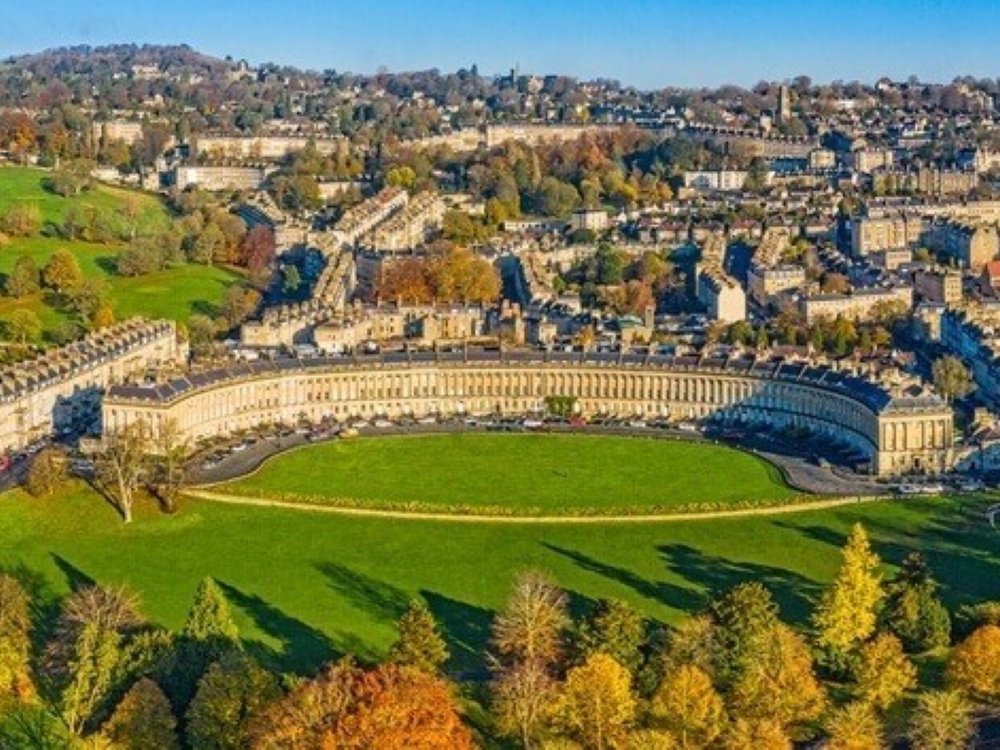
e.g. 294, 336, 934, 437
0, 319, 183, 453
103, 350, 954, 477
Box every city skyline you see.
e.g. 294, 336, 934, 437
5, 0, 1000, 88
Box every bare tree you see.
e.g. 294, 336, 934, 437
151, 417, 189, 511
95, 421, 151, 523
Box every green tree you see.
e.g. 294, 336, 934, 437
102, 677, 180, 750
42, 248, 84, 294
882, 552, 951, 652
5, 255, 41, 297
0, 704, 73, 749
908, 690, 975, 750
932, 355, 973, 402
706, 581, 779, 687
281, 264, 301, 294
183, 578, 239, 644
388, 599, 449, 674
813, 524, 884, 668
577, 598, 647, 675
186, 651, 278, 750
5, 309, 42, 345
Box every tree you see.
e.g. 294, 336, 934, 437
186, 652, 278, 750
239, 226, 276, 288
558, 653, 636, 750
946, 624, 1000, 701
650, 663, 726, 748
824, 702, 884, 750
577, 598, 646, 675
331, 664, 473, 749
852, 633, 916, 711
491, 570, 569, 668
388, 599, 449, 674
492, 659, 557, 750
25, 447, 68, 497
932, 355, 973, 402
0, 574, 32, 700
720, 717, 791, 750
45, 584, 145, 733
95, 421, 151, 523
706, 582, 779, 687
91, 304, 116, 330
150, 417, 189, 509
729, 623, 826, 735
813, 524, 884, 667
882, 552, 951, 652
102, 677, 179, 750
42, 248, 84, 294
908, 690, 975, 750
67, 277, 112, 320
5, 309, 42, 345
281, 264, 301, 294
247, 659, 359, 749
219, 286, 261, 329
184, 578, 239, 645
0, 203, 42, 237
5, 255, 41, 297
191, 223, 226, 265
0, 704, 73, 749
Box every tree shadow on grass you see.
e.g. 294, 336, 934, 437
655, 543, 823, 624
774, 509, 1000, 610
312, 561, 410, 624
190, 299, 221, 319
421, 590, 495, 681
541, 542, 703, 613
217, 581, 343, 675
51, 554, 96, 592
94, 256, 119, 276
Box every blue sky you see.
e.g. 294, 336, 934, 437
2, 0, 997, 88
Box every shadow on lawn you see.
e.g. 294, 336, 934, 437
313, 561, 410, 623
774, 504, 1000, 610
421, 590, 494, 681
541, 542, 703, 613
217, 582, 351, 674
656, 543, 823, 624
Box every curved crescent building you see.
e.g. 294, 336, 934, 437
103, 349, 955, 477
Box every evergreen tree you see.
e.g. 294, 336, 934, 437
882, 552, 951, 652
183, 578, 239, 644
388, 599, 449, 674
577, 598, 647, 675
186, 651, 277, 750
102, 677, 180, 750
163, 578, 240, 715
707, 581, 779, 687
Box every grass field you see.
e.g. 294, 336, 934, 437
0, 482, 996, 678
219, 433, 799, 513
0, 167, 241, 334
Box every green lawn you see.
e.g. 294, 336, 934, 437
0, 483, 996, 678
0, 167, 241, 335
0, 166, 167, 233
220, 433, 799, 513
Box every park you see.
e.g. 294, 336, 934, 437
0, 431, 997, 678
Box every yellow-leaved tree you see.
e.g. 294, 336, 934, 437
650, 663, 726, 748
557, 653, 635, 750
813, 523, 884, 666
852, 633, 917, 711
